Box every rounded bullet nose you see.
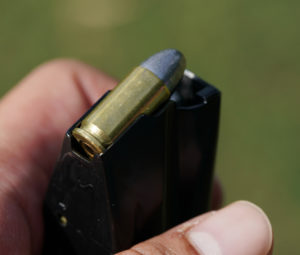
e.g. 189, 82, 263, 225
141, 49, 186, 92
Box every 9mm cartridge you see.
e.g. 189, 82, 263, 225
72, 49, 186, 158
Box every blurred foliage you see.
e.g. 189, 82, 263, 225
1, 0, 300, 253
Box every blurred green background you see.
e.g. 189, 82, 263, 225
0, 0, 299, 253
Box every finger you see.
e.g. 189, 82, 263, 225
118, 201, 273, 255
0, 60, 117, 254
0, 59, 117, 175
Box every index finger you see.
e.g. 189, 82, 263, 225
0, 59, 117, 254
0, 59, 117, 176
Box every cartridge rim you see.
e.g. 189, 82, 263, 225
72, 127, 106, 158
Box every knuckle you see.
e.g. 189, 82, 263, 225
132, 241, 170, 255
118, 233, 197, 255
119, 241, 169, 255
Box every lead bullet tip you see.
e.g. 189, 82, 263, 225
141, 49, 186, 92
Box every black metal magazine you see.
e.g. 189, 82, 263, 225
42, 70, 221, 255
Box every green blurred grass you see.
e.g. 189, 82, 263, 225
1, 0, 300, 253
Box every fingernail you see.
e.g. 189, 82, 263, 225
186, 201, 273, 255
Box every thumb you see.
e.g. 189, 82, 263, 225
118, 201, 273, 255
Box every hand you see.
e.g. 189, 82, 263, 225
0, 60, 273, 255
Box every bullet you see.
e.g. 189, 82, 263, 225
72, 49, 186, 158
